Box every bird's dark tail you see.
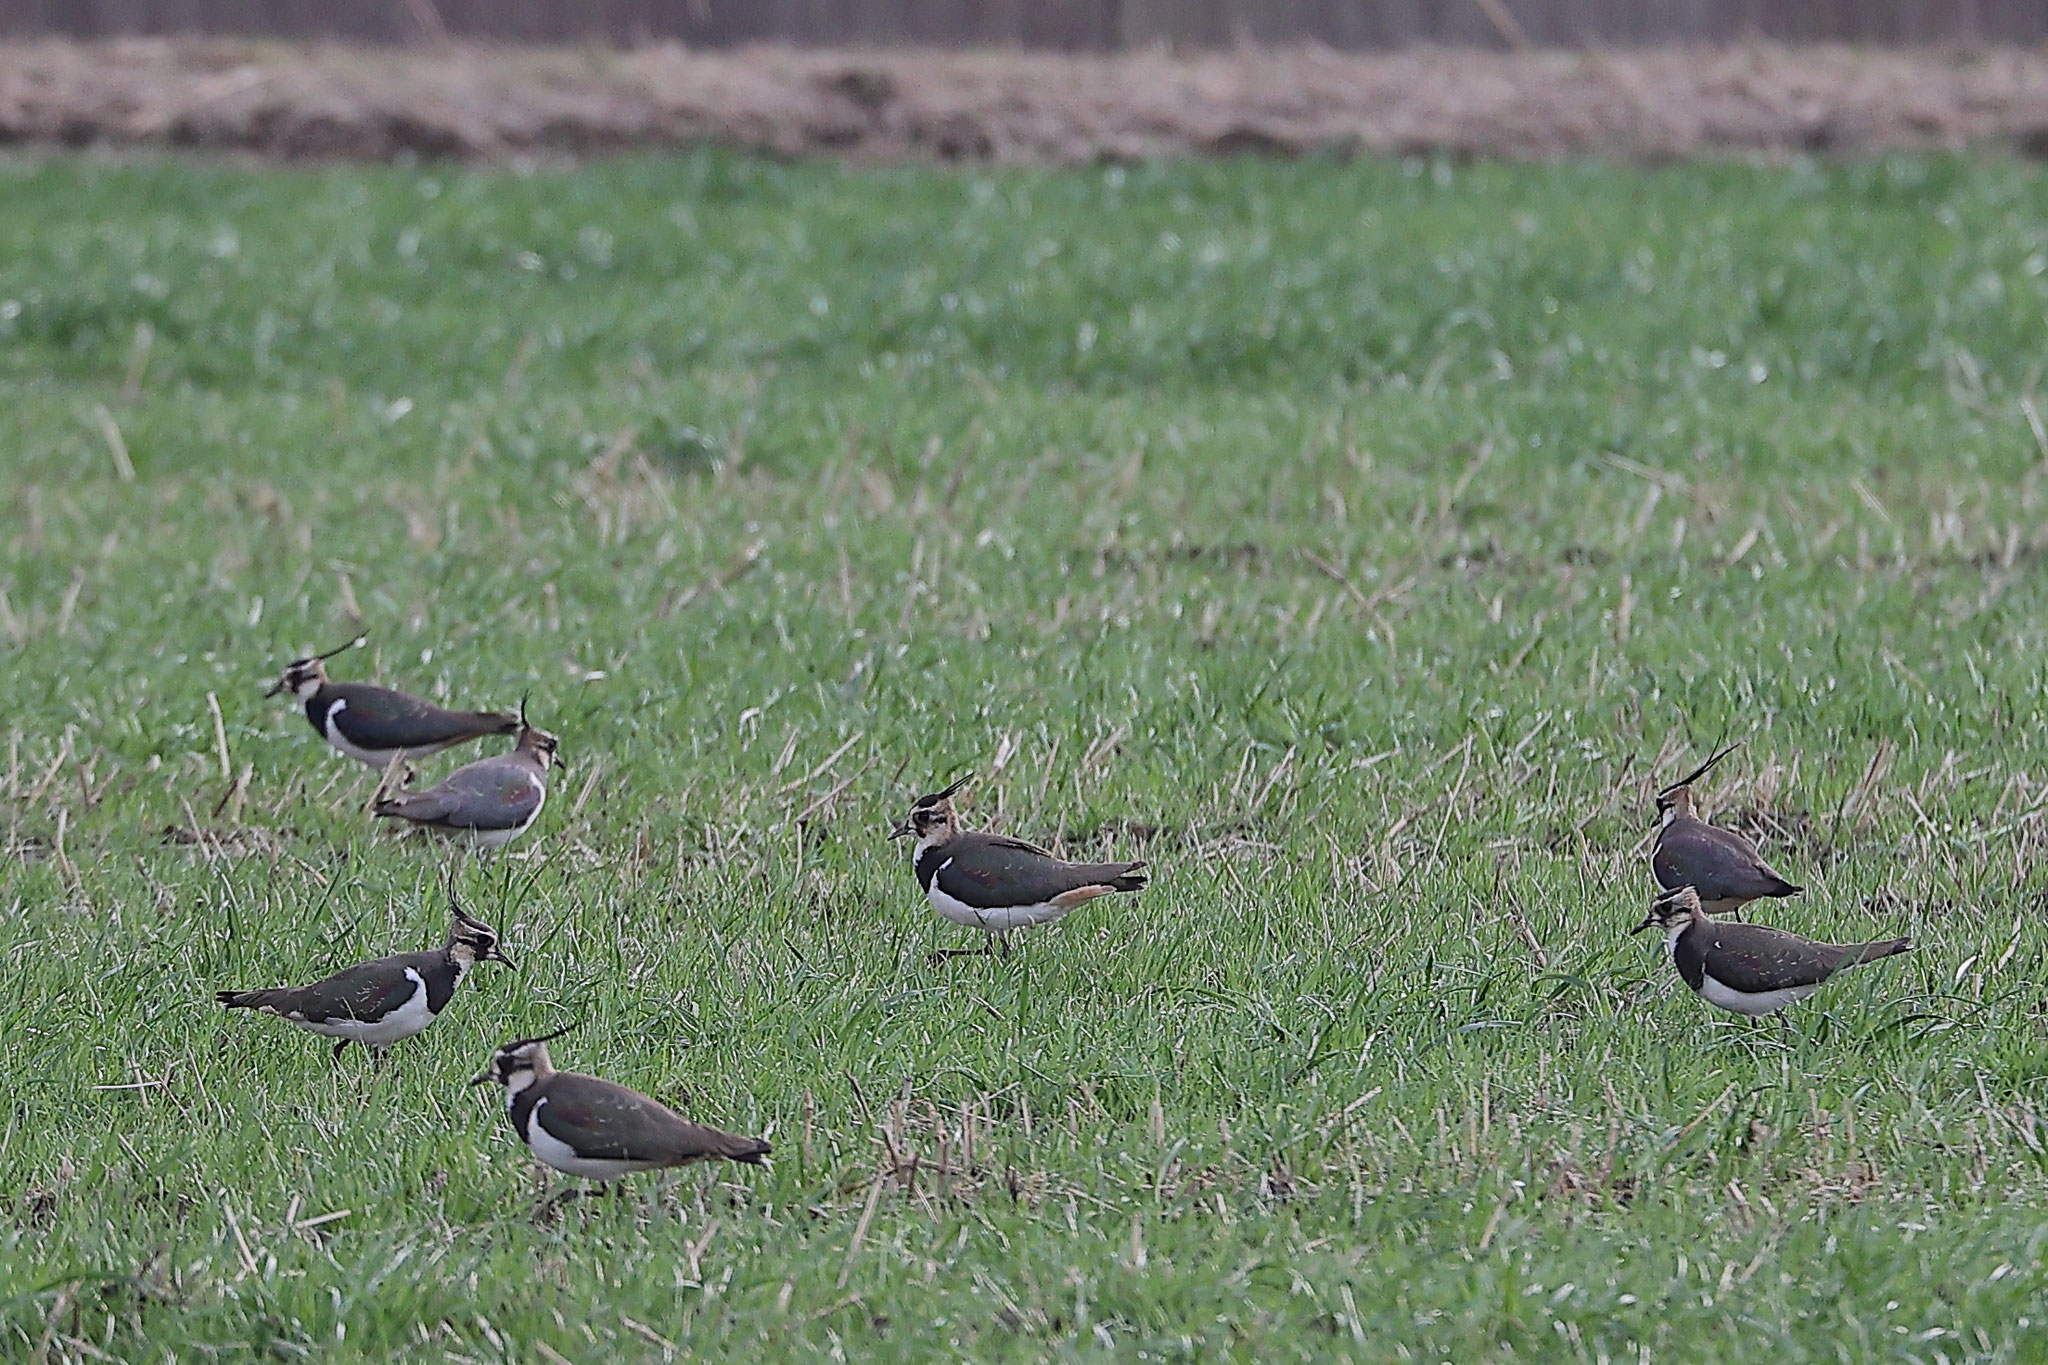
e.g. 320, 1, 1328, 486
476, 710, 521, 735
1111, 861, 1149, 893
216, 989, 275, 1010
719, 1134, 773, 1165
1843, 937, 1911, 968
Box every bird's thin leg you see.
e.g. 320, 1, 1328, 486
533, 1185, 583, 1223
366, 760, 400, 813
996, 933, 1011, 959
331, 1038, 350, 1064
370, 1046, 388, 1071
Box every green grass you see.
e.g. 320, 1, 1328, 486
6, 146, 2048, 1361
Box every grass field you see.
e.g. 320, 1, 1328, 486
6, 148, 2048, 1361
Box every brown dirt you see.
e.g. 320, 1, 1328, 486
4, 40, 2048, 163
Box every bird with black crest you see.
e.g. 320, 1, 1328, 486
1651, 742, 1803, 920
469, 1026, 771, 1200
373, 696, 560, 855
266, 635, 521, 781
889, 773, 1150, 962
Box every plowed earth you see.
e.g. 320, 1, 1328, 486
3, 39, 2048, 162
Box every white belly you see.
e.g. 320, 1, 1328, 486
1699, 974, 1818, 1017
927, 881, 1074, 934
326, 731, 447, 769
284, 970, 436, 1044
525, 1097, 666, 1180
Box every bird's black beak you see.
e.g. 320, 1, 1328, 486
263, 678, 288, 698
1628, 914, 1654, 935
888, 820, 912, 840
488, 945, 516, 969
467, 1067, 494, 1087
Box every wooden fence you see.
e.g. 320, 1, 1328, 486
2, 0, 2042, 49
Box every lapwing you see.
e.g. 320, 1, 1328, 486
887, 774, 1149, 961
267, 636, 520, 773
1632, 885, 1909, 1018
372, 702, 559, 853
469, 1029, 771, 1186
216, 891, 512, 1061
1652, 744, 1802, 918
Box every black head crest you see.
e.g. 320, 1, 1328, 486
1631, 884, 1702, 934
446, 876, 489, 932
472, 1024, 569, 1084
313, 634, 366, 663
1653, 885, 1701, 912
914, 772, 975, 808
1657, 742, 1742, 800
506, 1023, 576, 1051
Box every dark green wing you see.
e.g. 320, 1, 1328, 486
1690, 923, 1854, 994
1653, 819, 1800, 902
289, 951, 440, 1023
936, 833, 1147, 908
328, 683, 516, 750
376, 756, 542, 831
537, 1074, 769, 1164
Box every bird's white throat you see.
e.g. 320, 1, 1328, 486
502, 1069, 538, 1108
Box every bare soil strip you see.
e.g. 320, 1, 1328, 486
4, 39, 2048, 162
